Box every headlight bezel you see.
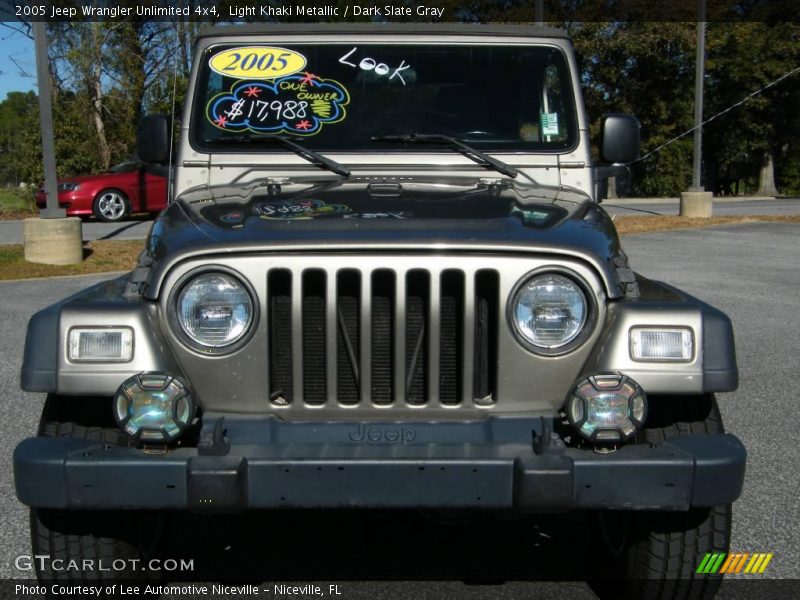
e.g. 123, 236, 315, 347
113, 373, 196, 443
167, 265, 259, 355
507, 267, 598, 356
58, 182, 80, 192
565, 373, 647, 443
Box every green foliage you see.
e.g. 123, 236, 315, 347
571, 22, 698, 196
572, 21, 800, 196
777, 143, 800, 195
703, 22, 800, 194
0, 91, 39, 186
0, 187, 36, 215
632, 139, 693, 197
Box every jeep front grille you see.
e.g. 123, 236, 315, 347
266, 267, 498, 408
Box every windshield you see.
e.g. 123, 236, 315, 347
192, 43, 578, 153
108, 159, 142, 173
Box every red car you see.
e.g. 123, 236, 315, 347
35, 159, 168, 222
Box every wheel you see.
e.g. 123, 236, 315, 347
93, 189, 130, 222
622, 394, 731, 599
31, 395, 163, 583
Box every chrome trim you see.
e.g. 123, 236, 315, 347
291, 271, 304, 405
427, 270, 441, 406
359, 269, 373, 405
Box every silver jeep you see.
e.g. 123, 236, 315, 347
15, 24, 744, 596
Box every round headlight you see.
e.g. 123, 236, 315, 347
511, 272, 588, 351
176, 271, 254, 349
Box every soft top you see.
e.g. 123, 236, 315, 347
196, 23, 568, 40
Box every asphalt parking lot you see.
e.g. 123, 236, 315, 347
0, 221, 798, 597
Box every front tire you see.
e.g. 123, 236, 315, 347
93, 189, 130, 222
31, 395, 159, 583
624, 394, 732, 599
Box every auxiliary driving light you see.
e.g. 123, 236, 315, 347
566, 374, 646, 443
113, 373, 195, 443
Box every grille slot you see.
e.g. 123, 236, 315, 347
474, 269, 499, 403
302, 270, 326, 404
440, 270, 464, 405
406, 271, 428, 405
371, 270, 394, 405
337, 270, 360, 405
266, 266, 497, 408
267, 270, 293, 405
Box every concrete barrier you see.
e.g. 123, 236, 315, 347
23, 217, 83, 265
680, 191, 713, 218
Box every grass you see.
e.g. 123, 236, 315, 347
0, 188, 37, 219
1, 214, 800, 281
0, 240, 143, 281
613, 214, 800, 235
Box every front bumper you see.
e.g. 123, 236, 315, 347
14, 418, 746, 512
34, 191, 91, 215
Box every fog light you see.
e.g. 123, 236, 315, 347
113, 373, 195, 443
630, 327, 693, 361
566, 374, 646, 443
68, 328, 133, 362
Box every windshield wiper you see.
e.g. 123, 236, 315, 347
205, 133, 350, 177
372, 133, 518, 179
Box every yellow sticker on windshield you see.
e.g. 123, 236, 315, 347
209, 47, 307, 79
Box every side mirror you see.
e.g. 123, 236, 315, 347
136, 115, 170, 165
600, 113, 640, 164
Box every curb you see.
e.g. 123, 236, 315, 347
0, 271, 127, 284
605, 196, 781, 205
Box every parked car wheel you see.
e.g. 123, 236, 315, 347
31, 395, 162, 582
619, 395, 731, 599
93, 189, 130, 222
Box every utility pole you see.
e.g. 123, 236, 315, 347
680, 0, 713, 217
23, 22, 83, 265
534, 0, 544, 25
691, 3, 706, 190
33, 21, 64, 219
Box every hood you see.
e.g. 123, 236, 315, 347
141, 176, 631, 299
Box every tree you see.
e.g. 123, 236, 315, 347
704, 22, 800, 196
570, 22, 696, 196
0, 91, 38, 185
48, 19, 186, 168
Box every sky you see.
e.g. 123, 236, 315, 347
0, 25, 37, 101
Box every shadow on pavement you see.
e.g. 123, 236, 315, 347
157, 510, 622, 589
95, 217, 151, 241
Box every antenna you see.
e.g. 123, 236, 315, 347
167, 21, 179, 204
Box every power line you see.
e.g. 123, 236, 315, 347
9, 55, 33, 78
631, 64, 800, 165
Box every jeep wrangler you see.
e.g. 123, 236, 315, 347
15, 24, 745, 596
